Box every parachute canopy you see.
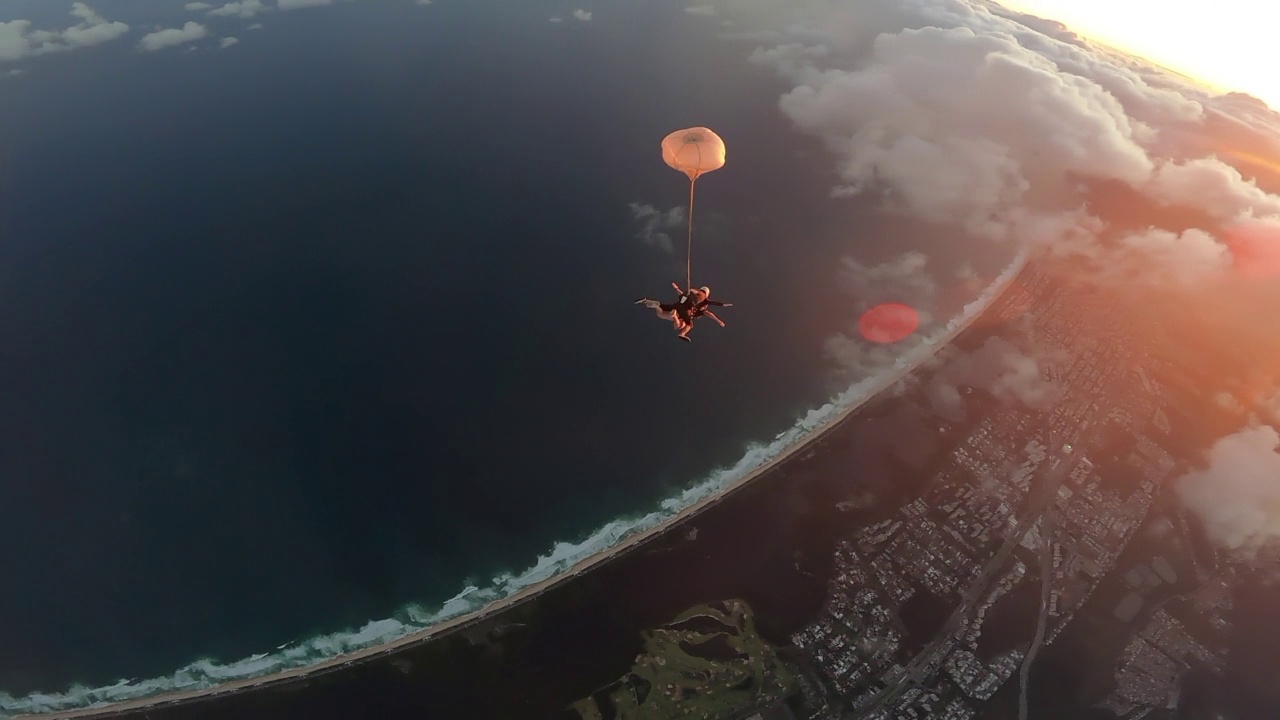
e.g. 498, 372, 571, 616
661, 127, 726, 182
859, 303, 920, 344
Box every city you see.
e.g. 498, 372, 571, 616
777, 259, 1241, 719
562, 255, 1256, 720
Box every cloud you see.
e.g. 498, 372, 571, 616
686, 5, 718, 15
1177, 425, 1280, 560
208, 1, 269, 18
629, 203, 685, 253
1262, 389, 1280, 425
416, 0, 433, 4
549, 17, 563, 23
186, 2, 213, 9
0, 3, 130, 62
572, 9, 592, 21
755, 25, 1153, 238
220, 37, 240, 49
1116, 227, 1232, 283
1146, 157, 1280, 220
836, 251, 937, 323
1221, 217, 1280, 279
248, 23, 265, 30
823, 251, 939, 377
925, 337, 1063, 421
138, 22, 209, 52
277, 0, 332, 9
741, 0, 1280, 297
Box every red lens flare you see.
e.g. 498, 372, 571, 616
859, 303, 920, 344
1223, 220, 1280, 280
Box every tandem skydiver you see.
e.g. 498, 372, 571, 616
634, 282, 733, 342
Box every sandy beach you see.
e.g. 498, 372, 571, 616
20, 260, 1027, 720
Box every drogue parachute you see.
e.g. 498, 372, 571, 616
661, 126, 726, 182
664, 126, 724, 291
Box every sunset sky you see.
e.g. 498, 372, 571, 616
997, 0, 1280, 109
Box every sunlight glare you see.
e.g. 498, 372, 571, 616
997, 1, 1280, 109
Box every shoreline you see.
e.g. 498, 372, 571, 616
19, 256, 1029, 720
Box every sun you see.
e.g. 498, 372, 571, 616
996, 0, 1280, 110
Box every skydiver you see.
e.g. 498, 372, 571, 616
635, 283, 732, 342
635, 282, 696, 341
687, 286, 733, 327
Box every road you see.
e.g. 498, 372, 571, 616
852, 433, 1084, 718
1019, 501, 1055, 720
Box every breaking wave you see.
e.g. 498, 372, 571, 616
0, 251, 1030, 719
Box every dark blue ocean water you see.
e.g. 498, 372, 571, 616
0, 0, 1011, 701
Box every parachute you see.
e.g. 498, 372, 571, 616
661, 127, 726, 289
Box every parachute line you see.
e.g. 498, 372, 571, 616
686, 177, 696, 290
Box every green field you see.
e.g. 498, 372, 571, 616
569, 599, 796, 720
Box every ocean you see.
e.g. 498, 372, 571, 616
0, 0, 1016, 712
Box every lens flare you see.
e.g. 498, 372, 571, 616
859, 303, 921, 344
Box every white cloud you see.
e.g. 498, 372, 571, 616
755, 25, 1154, 238
925, 337, 1062, 421
220, 36, 240, 49
572, 9, 592, 21
1146, 157, 1280, 220
741, 0, 1280, 296
416, 0, 433, 4
836, 251, 936, 323
138, 22, 209, 52
1116, 228, 1232, 284
1262, 389, 1280, 426
629, 203, 685, 253
277, 0, 332, 9
209, 1, 269, 18
0, 3, 130, 62
186, 2, 213, 9
248, 23, 265, 30
1221, 216, 1280, 280
550, 17, 563, 23
1177, 425, 1280, 560
825, 334, 910, 380
824, 251, 938, 377
686, 5, 718, 15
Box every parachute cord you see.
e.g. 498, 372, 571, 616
686, 176, 696, 291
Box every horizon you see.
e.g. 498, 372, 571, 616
993, 0, 1280, 110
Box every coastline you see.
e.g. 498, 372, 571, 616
19, 253, 1031, 720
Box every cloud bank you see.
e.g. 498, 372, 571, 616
0, 3, 129, 62
735, 0, 1280, 272
723, 0, 1280, 385
1177, 425, 1280, 560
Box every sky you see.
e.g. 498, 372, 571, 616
996, 0, 1280, 108
5, 0, 1280, 714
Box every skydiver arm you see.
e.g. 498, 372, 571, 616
704, 310, 726, 327
672, 282, 685, 294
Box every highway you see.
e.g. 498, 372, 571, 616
853, 432, 1085, 718
1019, 499, 1055, 720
